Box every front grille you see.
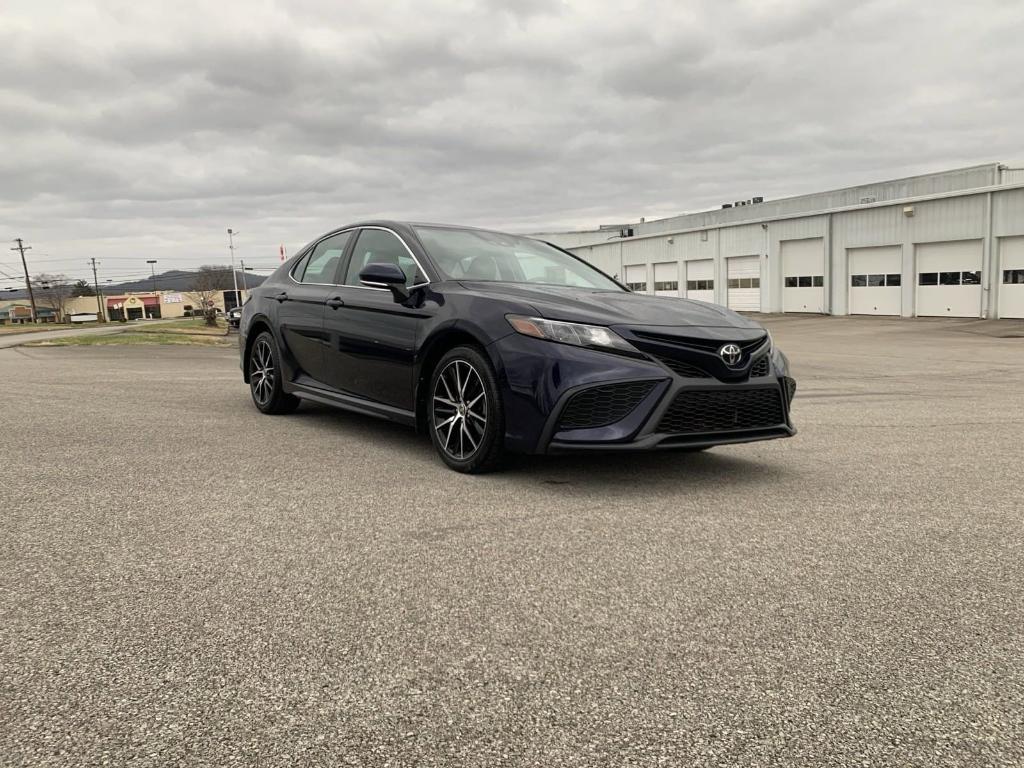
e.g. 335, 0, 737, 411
654, 356, 710, 378
558, 381, 656, 430
750, 355, 770, 377
633, 330, 768, 354
657, 388, 785, 434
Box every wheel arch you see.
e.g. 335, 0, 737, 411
242, 315, 274, 383
414, 325, 493, 434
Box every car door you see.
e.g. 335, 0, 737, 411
321, 227, 435, 411
276, 230, 353, 385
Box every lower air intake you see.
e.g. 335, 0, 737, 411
658, 388, 785, 434
750, 355, 770, 377
785, 377, 797, 402
558, 381, 656, 429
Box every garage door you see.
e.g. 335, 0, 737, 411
727, 256, 761, 312
624, 264, 648, 294
849, 245, 902, 316
684, 259, 714, 303
916, 240, 982, 317
999, 236, 1024, 319
781, 238, 824, 313
653, 262, 679, 297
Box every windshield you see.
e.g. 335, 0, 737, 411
414, 226, 624, 291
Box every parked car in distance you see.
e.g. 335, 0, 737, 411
239, 221, 796, 473
226, 306, 243, 328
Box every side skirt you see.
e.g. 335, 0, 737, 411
286, 380, 417, 427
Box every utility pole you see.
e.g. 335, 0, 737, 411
11, 238, 38, 323
89, 258, 105, 321
147, 259, 158, 293
239, 259, 248, 293
227, 228, 240, 309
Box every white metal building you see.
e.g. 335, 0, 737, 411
532, 163, 1024, 319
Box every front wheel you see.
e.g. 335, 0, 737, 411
248, 331, 300, 415
428, 346, 505, 473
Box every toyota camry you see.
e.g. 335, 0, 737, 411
239, 221, 796, 473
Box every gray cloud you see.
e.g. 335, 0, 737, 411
1, 0, 1023, 283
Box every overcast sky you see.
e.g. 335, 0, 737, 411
2, 0, 1022, 285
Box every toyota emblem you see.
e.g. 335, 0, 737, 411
719, 343, 742, 366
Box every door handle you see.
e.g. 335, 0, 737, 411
325, 296, 345, 309
274, 291, 289, 303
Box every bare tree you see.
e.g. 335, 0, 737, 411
188, 265, 233, 326
33, 273, 73, 322
70, 279, 96, 297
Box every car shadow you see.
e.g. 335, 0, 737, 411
289, 402, 793, 493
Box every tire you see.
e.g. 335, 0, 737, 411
248, 331, 300, 415
428, 346, 505, 473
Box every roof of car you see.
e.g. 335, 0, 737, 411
347, 220, 528, 237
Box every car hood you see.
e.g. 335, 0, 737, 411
458, 282, 763, 330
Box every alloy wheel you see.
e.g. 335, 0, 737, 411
432, 359, 488, 460
250, 338, 275, 406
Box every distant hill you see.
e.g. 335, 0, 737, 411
104, 269, 268, 294
2, 268, 267, 301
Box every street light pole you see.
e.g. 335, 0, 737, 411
147, 259, 158, 293
227, 228, 240, 309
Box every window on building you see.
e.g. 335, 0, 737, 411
787, 275, 823, 287
919, 273, 939, 286
851, 274, 867, 287
886, 274, 901, 286
1004, 269, 1024, 284
301, 230, 353, 284
728, 278, 739, 289
654, 281, 679, 292
939, 272, 961, 285
960, 271, 981, 285
626, 281, 647, 292
868, 274, 885, 287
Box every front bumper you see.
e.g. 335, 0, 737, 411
489, 333, 796, 455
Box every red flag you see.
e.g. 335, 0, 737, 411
279, 244, 286, 262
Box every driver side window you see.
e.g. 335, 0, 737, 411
344, 229, 423, 287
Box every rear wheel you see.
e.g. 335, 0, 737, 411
428, 346, 504, 473
248, 331, 300, 414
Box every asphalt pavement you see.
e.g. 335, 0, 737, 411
1, 316, 1021, 767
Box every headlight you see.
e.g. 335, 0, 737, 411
506, 315, 635, 353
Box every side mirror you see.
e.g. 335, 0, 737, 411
359, 262, 409, 301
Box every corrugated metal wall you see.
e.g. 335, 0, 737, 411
555, 184, 1024, 318
1000, 168, 1024, 185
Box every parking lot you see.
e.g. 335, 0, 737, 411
1, 316, 1022, 767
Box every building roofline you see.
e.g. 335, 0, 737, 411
569, 179, 1024, 247
530, 163, 1006, 237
